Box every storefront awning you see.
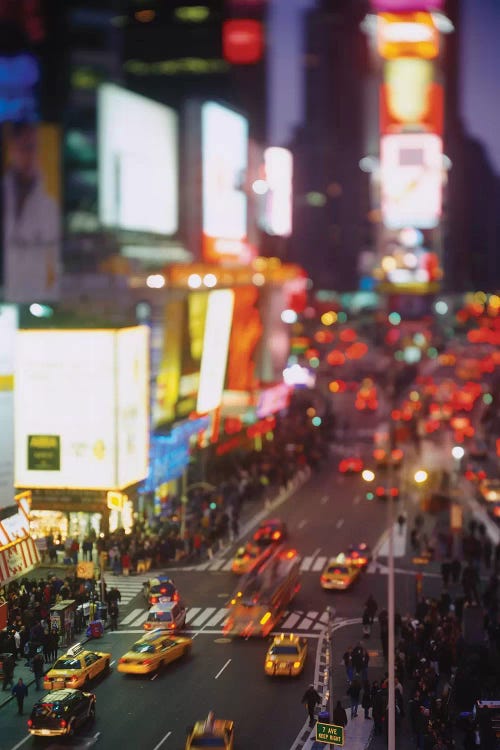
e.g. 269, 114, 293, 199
0, 537, 40, 586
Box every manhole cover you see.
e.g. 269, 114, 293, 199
214, 637, 231, 644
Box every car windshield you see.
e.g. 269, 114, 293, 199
190, 739, 226, 748
34, 703, 62, 718
53, 658, 80, 670
269, 645, 299, 655
131, 643, 155, 654
149, 612, 172, 622
327, 566, 349, 575
150, 583, 174, 596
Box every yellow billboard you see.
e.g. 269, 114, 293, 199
196, 290, 235, 414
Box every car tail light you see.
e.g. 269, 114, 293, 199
68, 675, 78, 683
272, 531, 281, 540
168, 623, 175, 629
321, 575, 328, 583
293, 661, 301, 669
60, 720, 67, 729
173, 592, 179, 602
375, 486, 385, 497
151, 596, 158, 604
27, 719, 33, 728
118, 658, 126, 664
390, 488, 399, 497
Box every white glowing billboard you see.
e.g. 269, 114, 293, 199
98, 83, 178, 235
0, 305, 17, 508
196, 290, 235, 413
201, 102, 248, 261
262, 147, 293, 237
380, 133, 442, 229
15, 327, 149, 490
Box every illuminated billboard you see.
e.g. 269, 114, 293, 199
197, 290, 235, 413
201, 102, 249, 262
0, 305, 17, 509
15, 327, 149, 490
223, 19, 264, 64
371, 1, 444, 11
98, 83, 178, 235
377, 12, 439, 60
381, 73, 443, 134
380, 133, 442, 229
262, 147, 293, 237
3, 123, 61, 303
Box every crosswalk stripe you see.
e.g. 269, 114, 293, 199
205, 609, 228, 627
207, 560, 226, 571
306, 611, 319, 620
297, 618, 313, 630
194, 562, 211, 570
221, 560, 233, 571
301, 557, 313, 571
189, 608, 217, 627
312, 557, 326, 572
129, 612, 148, 627
121, 608, 144, 625
185, 607, 201, 624
282, 613, 301, 629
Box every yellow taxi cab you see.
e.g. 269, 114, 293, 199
231, 542, 273, 574
320, 554, 360, 591
185, 712, 234, 750
118, 629, 192, 674
265, 633, 307, 677
43, 643, 111, 691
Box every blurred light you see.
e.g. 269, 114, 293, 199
359, 156, 378, 173
306, 408, 316, 417
309, 357, 320, 368
29, 303, 54, 318
451, 446, 464, 460
431, 12, 454, 33
394, 350, 404, 361
252, 179, 268, 195
435, 300, 448, 315
413, 332, 426, 346
388, 312, 401, 325
381, 255, 397, 272
146, 274, 165, 289
252, 272, 265, 286
203, 273, 217, 288
209, 502, 217, 510
427, 347, 438, 358
337, 312, 347, 323
399, 227, 423, 247
281, 309, 297, 324
188, 273, 202, 289
404, 346, 421, 363
305, 191, 327, 207
403, 252, 418, 269
135, 302, 152, 322
321, 311, 337, 326
409, 391, 420, 402
414, 470, 428, 484
366, 492, 375, 501
312, 416, 322, 427
135, 9, 155, 22
362, 469, 375, 482
175, 6, 210, 22
483, 393, 493, 405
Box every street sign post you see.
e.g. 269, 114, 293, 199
316, 722, 344, 746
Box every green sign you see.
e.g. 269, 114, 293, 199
316, 722, 344, 746
28, 435, 60, 471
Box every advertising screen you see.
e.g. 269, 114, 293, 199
0, 305, 17, 509
98, 83, 178, 235
15, 327, 149, 490
201, 102, 249, 262
380, 133, 442, 229
381, 64, 443, 134
377, 12, 439, 60
371, 1, 444, 10
197, 290, 235, 413
262, 147, 293, 237
3, 123, 61, 303
226, 286, 262, 392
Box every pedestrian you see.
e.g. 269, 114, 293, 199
361, 679, 372, 719
12, 678, 28, 715
365, 594, 378, 624
301, 684, 321, 727
347, 673, 362, 718
450, 558, 462, 585
440, 560, 452, 588
372, 686, 385, 735
410, 528, 420, 553
332, 700, 348, 728
397, 513, 406, 535
2, 653, 14, 691
343, 647, 353, 684
362, 607, 371, 638
109, 601, 119, 631
32, 649, 44, 690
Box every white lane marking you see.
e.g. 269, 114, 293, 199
195, 561, 211, 570
301, 557, 313, 571
150, 673, 158, 681
282, 612, 301, 629
110, 660, 116, 667
335, 518, 344, 529
8, 736, 30, 750
121, 608, 144, 625
185, 607, 201, 624
353, 494, 361, 505
152, 730, 172, 750
298, 519, 308, 530
207, 560, 226, 571
190, 608, 217, 627
312, 556, 326, 572
205, 609, 228, 627
221, 560, 233, 571
214, 659, 232, 680
320, 495, 329, 505
129, 611, 148, 627
298, 618, 313, 630
312, 547, 321, 560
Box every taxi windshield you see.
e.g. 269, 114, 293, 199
191, 739, 226, 748
269, 645, 299, 655
131, 643, 155, 654
53, 658, 80, 670
327, 566, 349, 575
149, 612, 172, 622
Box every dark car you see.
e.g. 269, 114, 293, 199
27, 688, 96, 737
252, 519, 288, 547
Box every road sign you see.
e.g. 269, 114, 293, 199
316, 722, 344, 746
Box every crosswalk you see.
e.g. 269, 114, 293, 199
118, 605, 333, 632
103, 573, 150, 606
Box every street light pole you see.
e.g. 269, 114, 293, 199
387, 477, 396, 750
